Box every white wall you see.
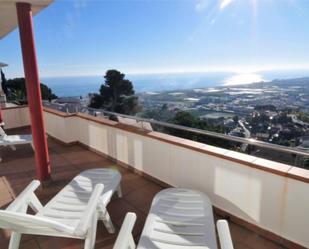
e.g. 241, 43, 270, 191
2, 106, 30, 129
3, 107, 309, 248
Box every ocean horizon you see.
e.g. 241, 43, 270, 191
41, 70, 309, 97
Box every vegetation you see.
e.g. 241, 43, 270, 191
142, 104, 173, 122
89, 70, 140, 115
143, 105, 234, 148
233, 115, 239, 123
163, 111, 232, 148
2, 77, 57, 103
40, 83, 58, 100
254, 105, 277, 111
297, 112, 309, 123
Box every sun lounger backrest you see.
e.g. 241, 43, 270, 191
0, 210, 75, 236
137, 188, 218, 249
0, 126, 6, 138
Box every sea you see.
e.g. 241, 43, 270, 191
41, 70, 309, 97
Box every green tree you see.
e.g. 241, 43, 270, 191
168, 111, 200, 140
40, 83, 58, 100
297, 112, 309, 123
6, 78, 26, 101
165, 111, 230, 148
5, 77, 57, 102
171, 111, 199, 127
89, 69, 140, 115
233, 115, 239, 123
142, 104, 174, 122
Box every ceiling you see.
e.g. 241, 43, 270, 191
0, 0, 54, 39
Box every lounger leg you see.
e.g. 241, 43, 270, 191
117, 184, 122, 198
84, 212, 98, 249
99, 207, 115, 234
8, 232, 21, 249
30, 142, 34, 151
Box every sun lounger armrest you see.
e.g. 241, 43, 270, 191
217, 220, 234, 249
74, 183, 104, 236
6, 180, 42, 213
113, 212, 137, 249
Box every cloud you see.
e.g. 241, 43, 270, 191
220, 0, 235, 10
63, 0, 89, 38
195, 0, 209, 12
196, 0, 235, 13
73, 0, 88, 10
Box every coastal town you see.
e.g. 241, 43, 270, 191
139, 78, 309, 148
41, 77, 309, 154
2, 63, 307, 165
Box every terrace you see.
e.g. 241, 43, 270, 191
0, 127, 289, 249
0, 1, 308, 248
0, 106, 308, 249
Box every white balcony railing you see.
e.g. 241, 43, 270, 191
3, 105, 309, 249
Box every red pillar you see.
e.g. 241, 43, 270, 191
16, 2, 51, 181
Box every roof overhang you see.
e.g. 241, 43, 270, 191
0, 0, 54, 39
0, 62, 8, 67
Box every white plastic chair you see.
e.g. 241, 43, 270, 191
0, 127, 33, 161
217, 220, 234, 249
113, 212, 137, 249
114, 188, 234, 249
0, 168, 122, 249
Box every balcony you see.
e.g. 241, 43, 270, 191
1, 106, 309, 249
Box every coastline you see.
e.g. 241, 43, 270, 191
41, 70, 309, 97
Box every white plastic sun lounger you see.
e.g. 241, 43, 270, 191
0, 168, 122, 249
0, 127, 33, 161
114, 188, 234, 249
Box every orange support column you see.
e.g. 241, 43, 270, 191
16, 2, 51, 181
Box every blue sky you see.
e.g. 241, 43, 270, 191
1, 0, 309, 78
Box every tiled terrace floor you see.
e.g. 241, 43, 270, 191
0, 129, 286, 249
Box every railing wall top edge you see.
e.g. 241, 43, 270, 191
40, 106, 309, 183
